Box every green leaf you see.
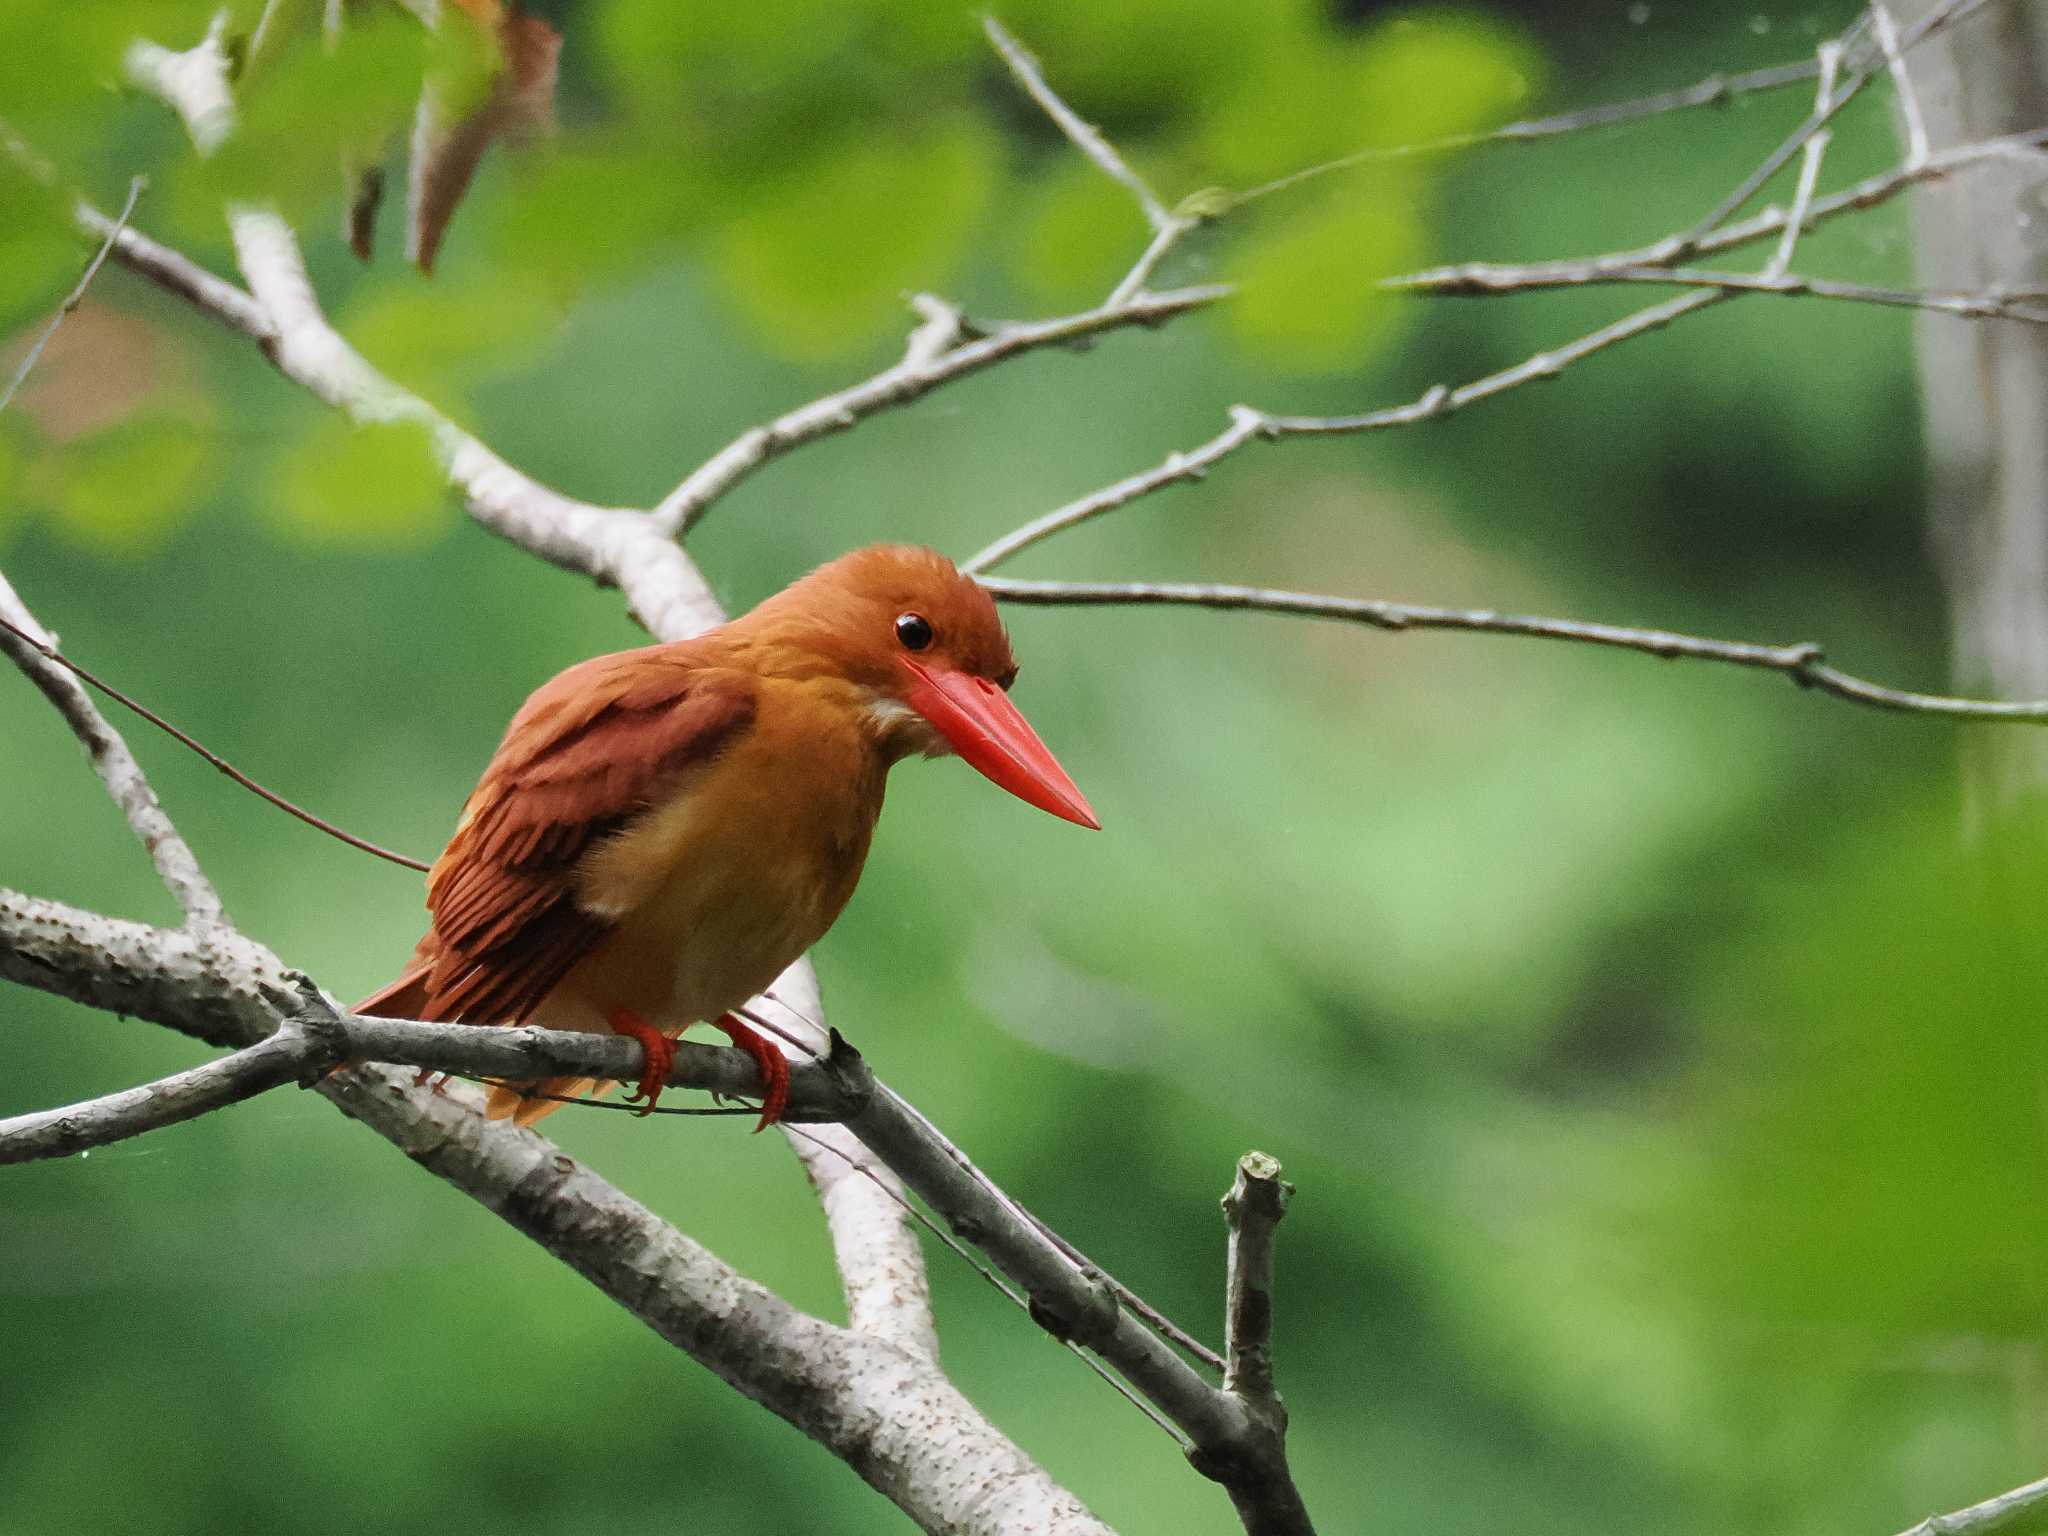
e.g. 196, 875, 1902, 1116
1352, 10, 1544, 149
40, 417, 217, 556
0, 158, 78, 337
338, 271, 558, 401
711, 117, 997, 361
598, 0, 967, 99
1224, 183, 1422, 370
267, 415, 451, 548
180, 7, 428, 235
994, 0, 1302, 127
1195, 8, 1540, 186
476, 138, 714, 285
0, 426, 25, 549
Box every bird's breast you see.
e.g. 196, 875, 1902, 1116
567, 701, 884, 1024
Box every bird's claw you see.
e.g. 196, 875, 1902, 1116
608, 1009, 676, 1116
715, 1013, 790, 1133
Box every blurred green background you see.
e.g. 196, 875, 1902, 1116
7, 1, 2048, 1532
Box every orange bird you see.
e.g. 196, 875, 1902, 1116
358, 545, 1096, 1129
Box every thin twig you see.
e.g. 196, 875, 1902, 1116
978, 575, 2048, 725
983, 13, 1173, 233
1228, 61, 1824, 209
963, 290, 1725, 572
982, 16, 1199, 306
1872, 2, 1932, 170
650, 283, 1225, 537
1107, 217, 1195, 308
0, 612, 431, 872
1677, 46, 1866, 252
1676, 0, 1985, 252
1763, 41, 1840, 282
1403, 262, 2048, 323
1392, 128, 2048, 297
1224, 0, 1990, 213
0, 1024, 327, 1164
0, 575, 226, 926
0, 176, 145, 418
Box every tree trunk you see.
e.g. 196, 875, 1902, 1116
1899, 1, 2048, 815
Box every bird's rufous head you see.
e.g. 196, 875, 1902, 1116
741, 544, 1099, 829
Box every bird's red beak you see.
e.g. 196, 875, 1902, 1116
901, 658, 1100, 829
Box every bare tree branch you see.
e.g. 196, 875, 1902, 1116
0, 1022, 328, 1163
649, 282, 1227, 538
982, 16, 1199, 308
1668, 0, 1978, 256
1222, 1153, 1290, 1405
1393, 127, 2048, 298
78, 199, 278, 338
963, 289, 1725, 573
1216, 1152, 1308, 1536
1762, 41, 1842, 282
0, 575, 227, 925
1893, 1471, 2048, 1535
0, 877, 1312, 1522
0, 1006, 845, 1167
824, 1050, 1309, 1513
1873, 3, 1934, 170
0, 886, 1118, 1536
978, 576, 2048, 724
1399, 261, 2048, 324
765, 962, 943, 1363
983, 14, 1175, 234
1223, 0, 1994, 212
0, 176, 145, 417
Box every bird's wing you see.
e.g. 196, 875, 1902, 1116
382, 647, 755, 1027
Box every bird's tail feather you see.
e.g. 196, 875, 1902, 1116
486, 1018, 685, 1127
488, 1076, 605, 1126
355, 962, 432, 1020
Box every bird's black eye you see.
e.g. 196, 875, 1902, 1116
895, 612, 934, 651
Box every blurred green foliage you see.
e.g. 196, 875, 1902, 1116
7, 2, 2048, 1535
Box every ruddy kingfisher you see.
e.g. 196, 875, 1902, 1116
358, 544, 1097, 1129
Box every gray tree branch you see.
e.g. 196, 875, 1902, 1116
1893, 1471, 2048, 1535
1217, 1153, 1307, 1536
0, 1021, 326, 1163
978, 576, 2048, 724
650, 283, 1226, 537
0, 573, 226, 925
0, 885, 1115, 1536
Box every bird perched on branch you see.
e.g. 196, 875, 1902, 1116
358, 544, 1097, 1130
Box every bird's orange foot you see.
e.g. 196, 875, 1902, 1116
715, 1013, 789, 1133
609, 1008, 675, 1116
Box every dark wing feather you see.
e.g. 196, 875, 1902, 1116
375, 647, 754, 1026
